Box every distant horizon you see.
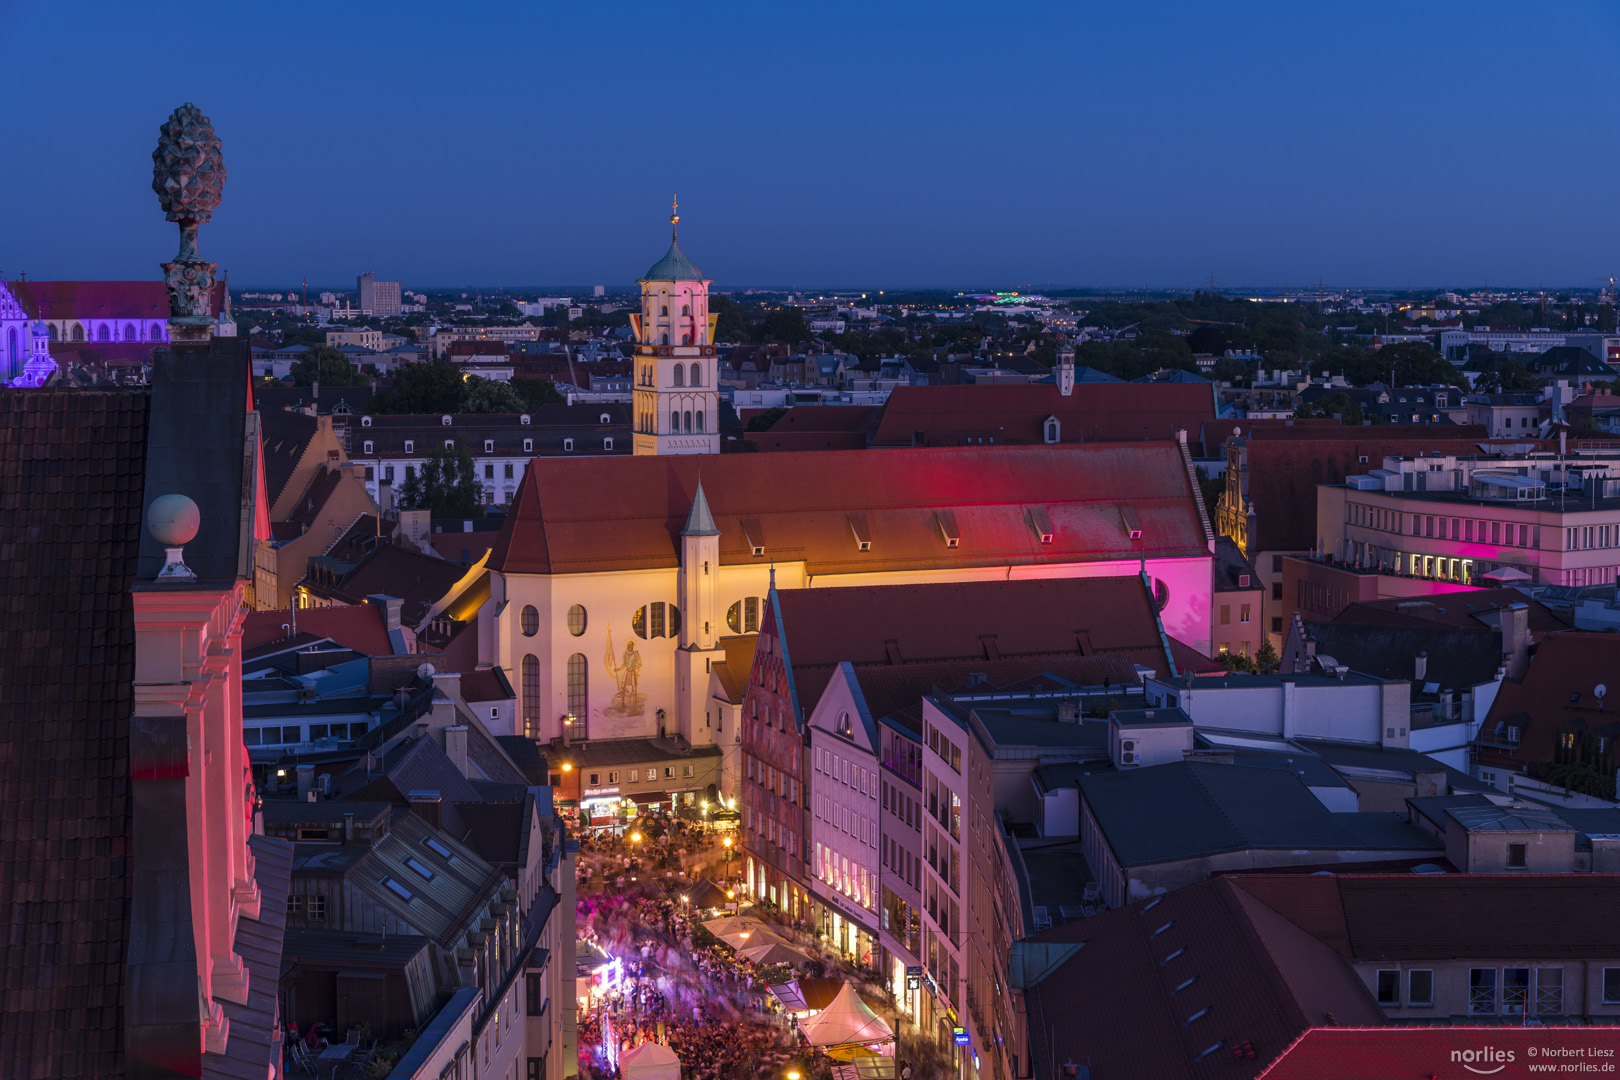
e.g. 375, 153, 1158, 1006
6, 2, 1619, 285
212, 281, 1618, 297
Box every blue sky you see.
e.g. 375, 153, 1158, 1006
4, 1, 1618, 288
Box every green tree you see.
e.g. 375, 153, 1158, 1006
747, 407, 788, 432
1253, 640, 1280, 674
372, 359, 467, 413
511, 377, 565, 411
399, 439, 482, 518
462, 377, 527, 413
290, 345, 363, 387
759, 306, 809, 345
1186, 325, 1229, 355
708, 294, 753, 344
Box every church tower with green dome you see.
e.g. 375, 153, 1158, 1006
630, 197, 720, 455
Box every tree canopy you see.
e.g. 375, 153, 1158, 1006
399, 439, 482, 518
290, 345, 363, 387
370, 359, 467, 413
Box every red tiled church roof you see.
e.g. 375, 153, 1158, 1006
870, 382, 1218, 452
243, 604, 395, 657
490, 443, 1211, 576
0, 388, 151, 1080
9, 279, 225, 320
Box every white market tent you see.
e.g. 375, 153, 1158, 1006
620, 1040, 681, 1080
798, 982, 894, 1049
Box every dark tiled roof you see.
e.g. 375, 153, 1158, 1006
455, 802, 526, 866
871, 382, 1217, 452
0, 387, 150, 1080
242, 605, 395, 658
1300, 621, 1504, 687
259, 408, 318, 509
1331, 588, 1569, 638
1231, 873, 1620, 961
1478, 631, 1620, 769
1023, 875, 1383, 1080
316, 544, 466, 627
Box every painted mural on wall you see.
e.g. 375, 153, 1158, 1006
603, 626, 647, 717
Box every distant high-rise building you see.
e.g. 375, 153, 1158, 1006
356, 271, 402, 317
593, 284, 605, 298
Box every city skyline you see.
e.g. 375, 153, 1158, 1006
4, 1, 1619, 288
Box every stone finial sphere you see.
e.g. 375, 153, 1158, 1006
147, 493, 201, 547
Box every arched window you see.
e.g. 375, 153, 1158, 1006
695, 410, 705, 433
682, 333, 692, 346
690, 362, 701, 386
71, 324, 84, 342
681, 304, 690, 316
670, 411, 679, 432
520, 605, 539, 636
660, 306, 669, 317
567, 604, 587, 636
567, 653, 588, 721
97, 324, 110, 342
522, 654, 541, 737
6, 328, 14, 365
1044, 417, 1060, 444
47, 324, 58, 341
684, 411, 692, 433
150, 323, 163, 341
661, 333, 669, 346
672, 363, 684, 387
124, 323, 136, 341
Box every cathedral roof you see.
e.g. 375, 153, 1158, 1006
641, 236, 705, 283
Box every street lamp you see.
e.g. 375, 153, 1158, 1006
630, 831, 642, 844
786, 1070, 801, 1080
723, 834, 734, 881
561, 762, 572, 772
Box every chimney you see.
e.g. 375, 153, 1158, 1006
297, 764, 316, 802
1414, 651, 1428, 682
444, 725, 470, 778
1502, 602, 1531, 681
343, 811, 355, 844
368, 593, 403, 634
406, 790, 442, 830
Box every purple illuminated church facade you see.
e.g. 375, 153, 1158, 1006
0, 277, 226, 384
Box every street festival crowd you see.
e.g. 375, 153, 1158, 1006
574, 816, 875, 1080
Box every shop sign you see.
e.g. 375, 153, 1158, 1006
583, 787, 620, 797
953, 1027, 969, 1046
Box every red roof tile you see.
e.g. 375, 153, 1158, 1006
870, 382, 1217, 451
10, 279, 224, 319
1025, 876, 1382, 1080
0, 388, 150, 1080
1230, 873, 1620, 960
242, 604, 395, 657
490, 443, 1210, 576
1259, 1027, 1620, 1079
1240, 429, 1490, 552
1478, 632, 1620, 771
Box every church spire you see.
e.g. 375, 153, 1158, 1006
682, 478, 719, 537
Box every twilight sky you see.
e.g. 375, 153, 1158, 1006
4, 1, 1619, 289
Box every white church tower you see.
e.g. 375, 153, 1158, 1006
631, 197, 720, 455
673, 480, 725, 747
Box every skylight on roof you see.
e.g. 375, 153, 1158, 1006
423, 836, 454, 860
1141, 897, 1162, 912
1173, 977, 1198, 994
404, 856, 436, 881
1160, 947, 1186, 965
382, 877, 414, 902
1182, 1007, 1210, 1027
1151, 921, 1174, 938
1195, 1041, 1224, 1061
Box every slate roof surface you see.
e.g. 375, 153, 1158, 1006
0, 388, 150, 1080
1023, 875, 1383, 1080
204, 836, 294, 1080
317, 544, 466, 627
1229, 874, 1620, 961
1299, 620, 1504, 688
490, 443, 1210, 576
1077, 762, 1440, 867
1331, 589, 1569, 639
135, 339, 253, 586
870, 382, 1217, 452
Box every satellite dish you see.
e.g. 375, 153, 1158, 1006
1597, 684, 1608, 701
417, 662, 437, 681
1232, 425, 1242, 436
